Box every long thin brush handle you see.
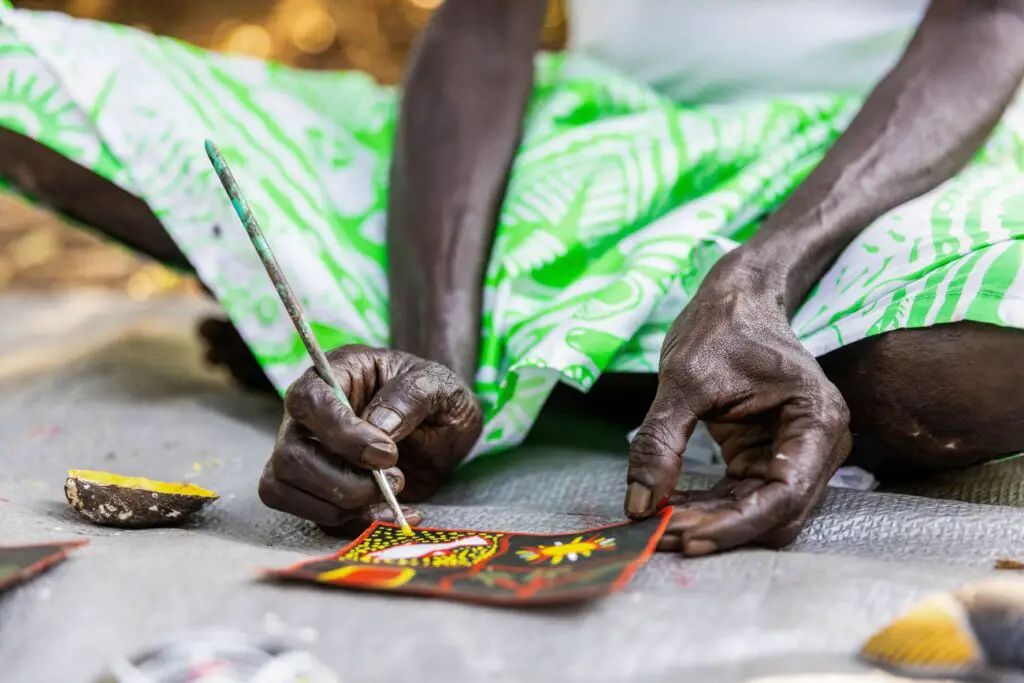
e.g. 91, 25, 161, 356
205, 140, 411, 534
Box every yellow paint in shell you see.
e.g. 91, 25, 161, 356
66, 470, 218, 498
861, 594, 981, 670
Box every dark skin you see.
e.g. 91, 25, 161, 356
3, 0, 1024, 554
633, 0, 1024, 554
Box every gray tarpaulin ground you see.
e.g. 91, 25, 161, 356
2, 291, 1024, 683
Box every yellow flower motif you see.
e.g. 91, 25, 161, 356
516, 535, 616, 566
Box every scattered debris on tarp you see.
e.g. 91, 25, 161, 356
90, 630, 341, 683
994, 558, 1024, 570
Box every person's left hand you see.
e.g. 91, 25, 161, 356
624, 266, 852, 556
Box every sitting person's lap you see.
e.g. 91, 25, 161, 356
5, 119, 1024, 476
2, 6, 1024, 473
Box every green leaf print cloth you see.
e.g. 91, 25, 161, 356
4, 4, 1024, 459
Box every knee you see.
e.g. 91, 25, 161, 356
820, 323, 1024, 474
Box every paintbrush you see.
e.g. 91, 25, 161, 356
204, 139, 412, 535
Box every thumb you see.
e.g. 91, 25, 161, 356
284, 367, 397, 470
626, 386, 698, 518
361, 368, 441, 443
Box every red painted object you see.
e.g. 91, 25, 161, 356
0, 539, 88, 593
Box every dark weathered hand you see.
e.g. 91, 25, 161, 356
625, 280, 851, 556
259, 346, 482, 532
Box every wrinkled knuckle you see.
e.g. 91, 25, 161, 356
800, 412, 834, 439
305, 386, 340, 424
816, 385, 850, 431
443, 375, 481, 419
831, 393, 851, 427
629, 426, 679, 466
284, 375, 317, 421
662, 360, 700, 389
325, 344, 371, 371
271, 444, 304, 484
325, 344, 357, 362
794, 374, 822, 398
404, 371, 437, 403
461, 394, 484, 427
420, 358, 451, 377
796, 384, 847, 434
430, 364, 464, 396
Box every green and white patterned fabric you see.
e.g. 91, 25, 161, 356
3, 4, 1024, 458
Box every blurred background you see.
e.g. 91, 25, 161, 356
0, 0, 566, 298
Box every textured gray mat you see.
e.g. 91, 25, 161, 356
1, 292, 1023, 683
884, 455, 1024, 506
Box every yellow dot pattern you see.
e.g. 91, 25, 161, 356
342, 527, 506, 569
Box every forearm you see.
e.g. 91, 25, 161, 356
724, 0, 1024, 313
386, 0, 545, 383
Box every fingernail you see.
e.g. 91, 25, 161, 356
625, 482, 653, 517
366, 406, 403, 434
383, 469, 404, 495
369, 504, 423, 527
402, 506, 424, 527
684, 539, 717, 557
368, 503, 395, 522
360, 441, 396, 468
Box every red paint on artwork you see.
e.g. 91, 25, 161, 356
337, 566, 408, 586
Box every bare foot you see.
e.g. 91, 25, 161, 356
197, 317, 276, 394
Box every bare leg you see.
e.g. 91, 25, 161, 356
0, 128, 274, 392
569, 320, 1024, 477
194, 318, 276, 393
0, 128, 189, 268
819, 321, 1024, 475
8, 123, 1020, 440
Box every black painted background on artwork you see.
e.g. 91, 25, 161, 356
283, 515, 665, 602
494, 515, 663, 569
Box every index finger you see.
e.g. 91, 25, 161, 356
626, 384, 699, 518
284, 368, 397, 470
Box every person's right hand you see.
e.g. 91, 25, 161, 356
258, 345, 483, 533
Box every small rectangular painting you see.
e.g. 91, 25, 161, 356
0, 540, 88, 593
266, 509, 671, 606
